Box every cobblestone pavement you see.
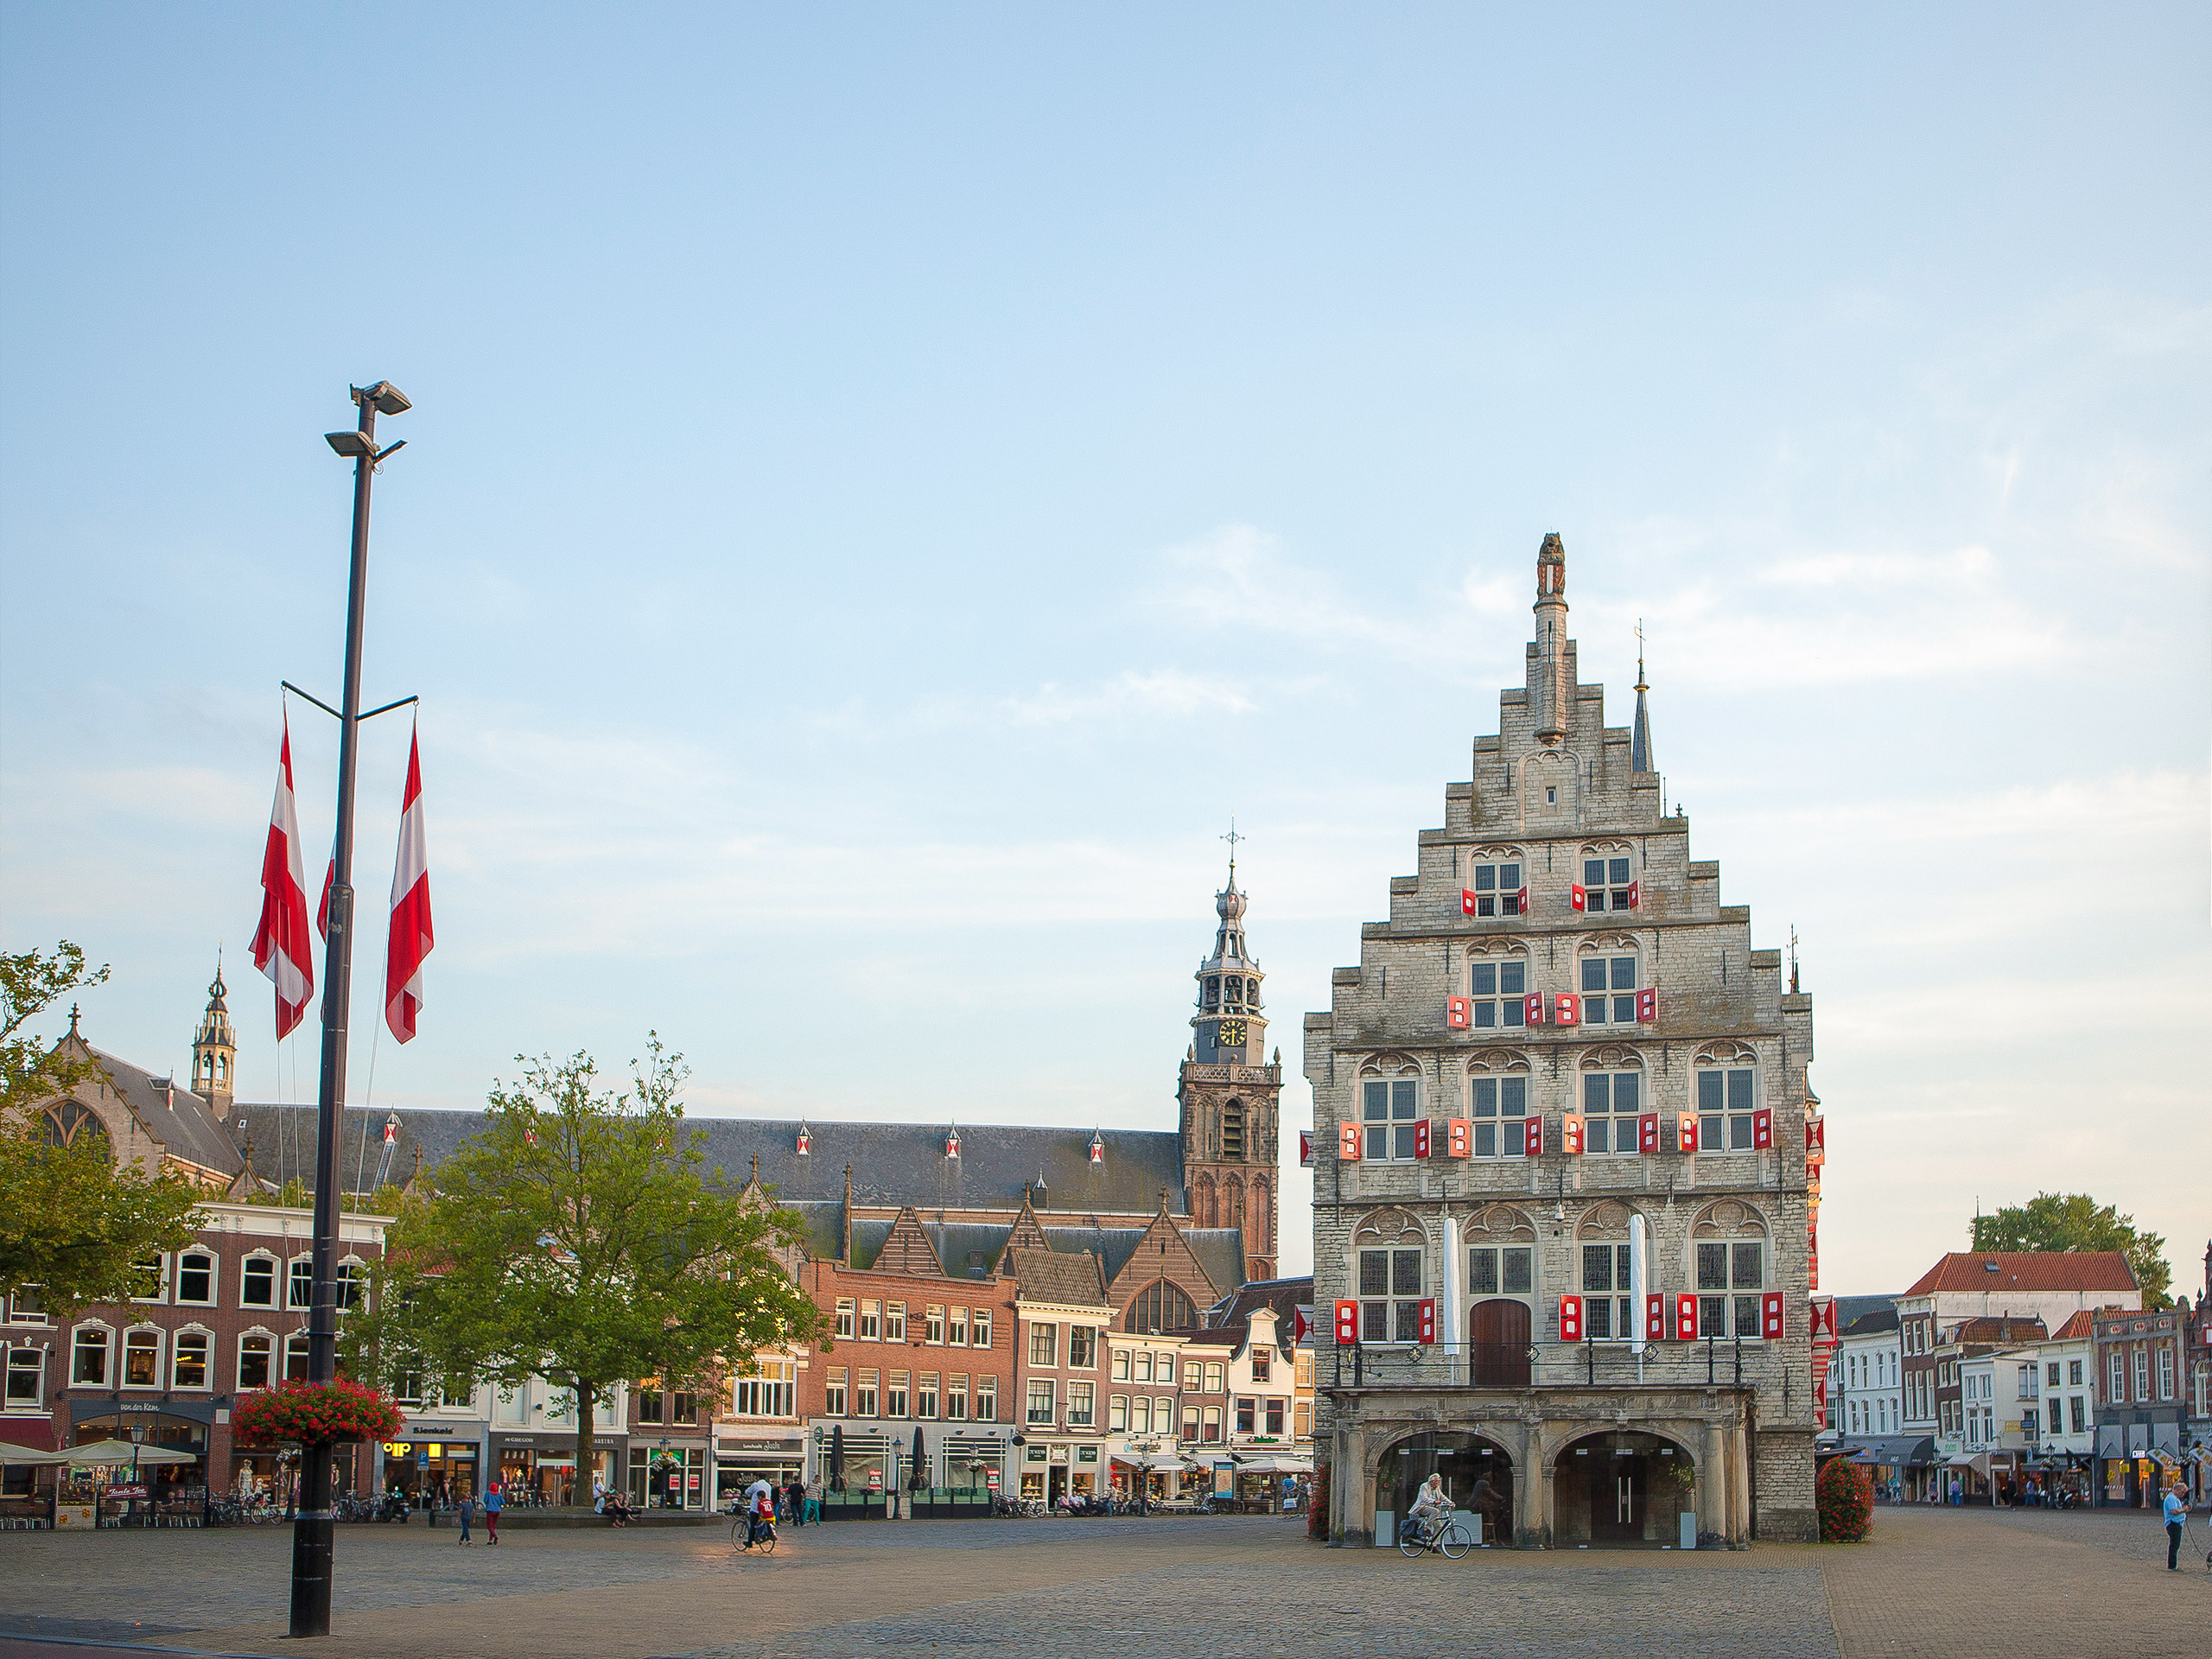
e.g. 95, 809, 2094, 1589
0, 1508, 2203, 1658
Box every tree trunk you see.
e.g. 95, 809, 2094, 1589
575, 1379, 595, 1511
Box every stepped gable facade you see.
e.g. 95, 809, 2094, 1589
1307, 533, 1822, 1548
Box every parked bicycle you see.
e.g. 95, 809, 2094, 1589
1398, 1508, 1474, 1560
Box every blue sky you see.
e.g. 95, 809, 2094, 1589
3, 5, 2205, 1289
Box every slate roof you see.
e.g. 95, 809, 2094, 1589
1205, 1275, 1313, 1337
1840, 1305, 1900, 1338
90, 1046, 243, 1179
230, 1103, 482, 1195
1902, 1253, 2138, 1297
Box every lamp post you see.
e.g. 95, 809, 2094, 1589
289, 381, 409, 1639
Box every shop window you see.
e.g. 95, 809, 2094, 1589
238, 1334, 272, 1389
1068, 1382, 1094, 1427
944, 1374, 967, 1421
71, 1326, 110, 1385
5, 1347, 43, 1405
172, 1332, 209, 1389
975, 1377, 996, 1422
175, 1253, 214, 1306
1027, 1380, 1054, 1424
241, 1256, 276, 1308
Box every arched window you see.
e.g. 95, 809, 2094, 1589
41, 1102, 107, 1154
1464, 942, 1531, 1027
1577, 1046, 1647, 1155
1465, 1051, 1532, 1159
1124, 1281, 1195, 1335
1575, 1200, 1643, 1341
1695, 1042, 1759, 1153
1224, 1176, 1244, 1233
1249, 1177, 1270, 1249
1351, 1209, 1427, 1344
1221, 1099, 1246, 1160
1358, 1056, 1421, 1161
1203, 976, 1221, 1012
1578, 841, 1638, 914
1195, 1173, 1216, 1229
1577, 933, 1642, 1026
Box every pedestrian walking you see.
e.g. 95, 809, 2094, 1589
2164, 1483, 2187, 1570
457, 1492, 474, 1546
805, 1476, 822, 1524
485, 1481, 503, 1545
786, 1476, 807, 1528
1948, 1476, 1961, 1506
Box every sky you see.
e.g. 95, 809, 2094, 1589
2, 5, 2206, 1292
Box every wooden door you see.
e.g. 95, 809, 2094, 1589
1469, 1299, 1532, 1386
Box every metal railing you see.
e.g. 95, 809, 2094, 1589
1332, 1335, 1767, 1392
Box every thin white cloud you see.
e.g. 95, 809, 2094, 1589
1001, 668, 1254, 726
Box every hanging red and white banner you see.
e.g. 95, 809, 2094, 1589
316, 853, 334, 941
384, 727, 435, 1043
251, 715, 315, 1039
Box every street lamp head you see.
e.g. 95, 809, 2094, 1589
354, 381, 411, 416
325, 430, 374, 458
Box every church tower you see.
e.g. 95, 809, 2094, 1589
1177, 844, 1281, 1281
191, 963, 236, 1115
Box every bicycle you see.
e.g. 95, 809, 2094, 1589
731, 1515, 778, 1554
1398, 1510, 1474, 1560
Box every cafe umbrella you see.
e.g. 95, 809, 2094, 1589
909, 1428, 927, 1492
830, 1425, 846, 1494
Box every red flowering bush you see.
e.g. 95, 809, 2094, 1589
232, 1378, 404, 1446
1815, 1456, 1873, 1542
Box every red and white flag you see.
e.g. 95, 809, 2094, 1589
385, 727, 434, 1042
250, 716, 315, 1038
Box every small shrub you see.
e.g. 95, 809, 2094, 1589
1816, 1456, 1872, 1542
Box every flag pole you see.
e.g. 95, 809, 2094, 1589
290, 381, 407, 1637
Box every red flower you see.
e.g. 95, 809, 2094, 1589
233, 1378, 405, 1446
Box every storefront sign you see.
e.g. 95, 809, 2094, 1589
867, 1468, 883, 1492
985, 1470, 1000, 1490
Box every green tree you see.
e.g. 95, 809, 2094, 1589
1970, 1192, 2171, 1307
0, 942, 204, 1313
348, 1039, 825, 1501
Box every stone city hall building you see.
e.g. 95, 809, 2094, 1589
1306, 536, 1821, 1548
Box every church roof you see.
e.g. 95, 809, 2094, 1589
1005, 1248, 1109, 1309
88, 1046, 242, 1179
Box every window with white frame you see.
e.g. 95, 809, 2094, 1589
733, 1357, 796, 1417
172, 1331, 210, 1389
238, 1332, 273, 1389
944, 1373, 967, 1421
2069, 1395, 2087, 1433
824, 1368, 847, 1415
1030, 1323, 1057, 1367
2158, 1347, 2174, 1400
2109, 1351, 2126, 1402
289, 1258, 313, 1310
2133, 1349, 2149, 1402
1068, 1381, 1094, 1426
886, 1301, 906, 1342
1696, 1065, 1758, 1152
835, 1298, 855, 1338
1580, 854, 1636, 912
1580, 1243, 1632, 1339
1361, 1071, 1421, 1160
71, 1325, 110, 1384
129, 1254, 167, 1302
885, 1370, 908, 1418
860, 1300, 880, 1341
1027, 1379, 1055, 1424
972, 1309, 993, 1349
1069, 1325, 1096, 1369
855, 1369, 879, 1416
975, 1376, 996, 1421
925, 1305, 944, 1344
6, 1290, 45, 1324
1205, 1362, 1224, 1393
1578, 952, 1639, 1025
1465, 855, 1523, 917
916, 1371, 938, 1418
1468, 1243, 1534, 1297
175, 1251, 215, 1306
1465, 957, 1528, 1027
1468, 1070, 1529, 1158
5, 1346, 43, 1406
284, 1333, 310, 1381
1580, 1069, 1643, 1154
241, 1255, 276, 1308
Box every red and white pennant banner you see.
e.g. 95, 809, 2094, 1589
251, 716, 315, 1039
385, 726, 435, 1043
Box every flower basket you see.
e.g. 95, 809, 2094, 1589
232, 1378, 404, 1446
1816, 1456, 1873, 1542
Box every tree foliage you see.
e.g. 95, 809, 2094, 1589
0, 942, 203, 1313
1969, 1192, 2171, 1307
347, 1039, 826, 1499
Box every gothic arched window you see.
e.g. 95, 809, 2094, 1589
1221, 1100, 1246, 1160
1195, 1173, 1217, 1229
41, 1102, 108, 1155
1124, 1280, 1196, 1336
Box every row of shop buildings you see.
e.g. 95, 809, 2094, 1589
1821, 1245, 2212, 1509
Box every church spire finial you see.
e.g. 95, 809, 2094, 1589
1631, 617, 1655, 776
1532, 533, 1570, 741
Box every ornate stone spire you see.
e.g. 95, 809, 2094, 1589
1191, 831, 1265, 1066
192, 957, 237, 1112
1532, 532, 1570, 742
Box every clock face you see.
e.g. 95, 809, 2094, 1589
1217, 1020, 1247, 1048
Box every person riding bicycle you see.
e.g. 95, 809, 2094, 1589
1405, 1474, 1451, 1545
744, 1480, 776, 1548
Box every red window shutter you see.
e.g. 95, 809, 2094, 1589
1338, 1122, 1362, 1162
1761, 1292, 1785, 1340
1677, 1112, 1698, 1154
1554, 991, 1580, 1026
1414, 1120, 1433, 1160
1626, 880, 1640, 908
1461, 888, 1478, 916
1675, 1292, 1698, 1341
1561, 1113, 1584, 1155
1558, 1294, 1583, 1343
1523, 1115, 1543, 1157
1571, 883, 1586, 912
1418, 1299, 1437, 1344
1751, 1108, 1772, 1149
1637, 1112, 1659, 1154
1445, 1118, 1471, 1159
1446, 995, 1471, 1030
1808, 1249, 1818, 1293
1637, 987, 1656, 1022
1644, 1294, 1666, 1341
1334, 1300, 1359, 1344
1523, 991, 1546, 1026
1514, 885, 1529, 915
1298, 1130, 1313, 1167
1806, 1118, 1826, 1154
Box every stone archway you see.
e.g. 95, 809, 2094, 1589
1549, 1429, 1696, 1548
1373, 1429, 1515, 1547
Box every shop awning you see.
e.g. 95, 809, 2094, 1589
1946, 1452, 1992, 1476
1231, 1454, 1314, 1476
1841, 1436, 1934, 1468
48, 1440, 198, 1466
1111, 1452, 1184, 1471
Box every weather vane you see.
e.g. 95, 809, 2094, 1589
1221, 817, 1244, 878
